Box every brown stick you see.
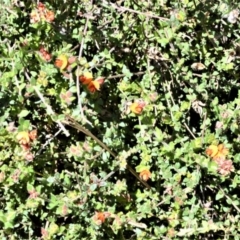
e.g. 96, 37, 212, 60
64, 115, 151, 189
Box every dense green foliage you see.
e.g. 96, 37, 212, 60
1, 0, 240, 239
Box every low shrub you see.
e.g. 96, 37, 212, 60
0, 0, 240, 239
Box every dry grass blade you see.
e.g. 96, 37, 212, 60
64, 115, 151, 189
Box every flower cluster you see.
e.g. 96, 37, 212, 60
206, 143, 234, 176
16, 130, 37, 161
206, 144, 228, 161
30, 2, 55, 23
130, 100, 146, 115
92, 211, 111, 225
60, 91, 74, 105
79, 72, 104, 93
55, 55, 69, 71
215, 158, 234, 176
28, 189, 39, 199
37, 71, 48, 87
54, 55, 104, 93
54, 54, 77, 74
69, 144, 83, 157
39, 46, 52, 62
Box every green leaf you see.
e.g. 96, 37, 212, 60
122, 65, 132, 78
208, 161, 218, 173
154, 127, 163, 142
191, 138, 202, 149
18, 119, 30, 130
27, 182, 34, 192
136, 165, 150, 173
215, 190, 224, 200
18, 110, 30, 118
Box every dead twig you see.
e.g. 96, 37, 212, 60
63, 115, 151, 189
102, 0, 169, 21
76, 0, 94, 127
24, 71, 69, 137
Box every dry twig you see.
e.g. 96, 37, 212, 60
24, 71, 70, 137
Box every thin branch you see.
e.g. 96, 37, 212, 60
162, 83, 175, 121
201, 112, 207, 144
76, 0, 94, 127
64, 115, 151, 189
165, 81, 196, 139
89, 47, 115, 71
102, 0, 169, 21
107, 71, 146, 79
24, 71, 70, 137
219, 187, 240, 213
35, 128, 63, 156
183, 123, 196, 139
34, 87, 70, 137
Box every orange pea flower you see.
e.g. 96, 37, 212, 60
45, 10, 55, 23
16, 131, 30, 145
55, 55, 69, 71
21, 143, 31, 151
30, 11, 40, 23
87, 80, 101, 93
95, 76, 104, 85
130, 102, 144, 114
29, 130, 37, 141
92, 212, 110, 225
37, 2, 45, 12
139, 169, 151, 181
79, 72, 93, 85
30, 3, 55, 24
79, 73, 104, 93
206, 145, 218, 158
206, 144, 228, 160
88, 78, 105, 93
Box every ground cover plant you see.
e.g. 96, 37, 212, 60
0, 0, 240, 239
